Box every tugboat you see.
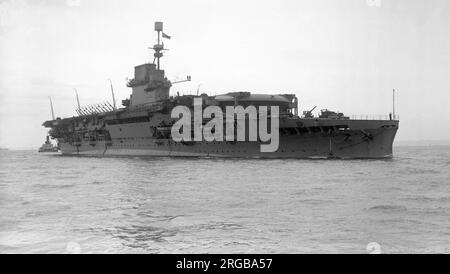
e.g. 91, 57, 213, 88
38, 135, 59, 153
41, 22, 399, 158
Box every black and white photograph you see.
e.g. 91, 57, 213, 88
0, 0, 449, 258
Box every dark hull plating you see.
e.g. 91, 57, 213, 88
56, 119, 398, 159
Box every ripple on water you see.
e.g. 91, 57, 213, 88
1, 147, 450, 253
366, 205, 408, 212
107, 225, 179, 249
32, 184, 75, 189
403, 195, 450, 203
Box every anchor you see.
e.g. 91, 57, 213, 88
360, 129, 374, 141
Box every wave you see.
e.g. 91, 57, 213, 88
33, 183, 75, 189
403, 196, 450, 203
367, 205, 408, 212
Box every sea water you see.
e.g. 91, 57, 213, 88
0, 146, 449, 253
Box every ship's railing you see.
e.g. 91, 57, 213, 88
349, 114, 400, 121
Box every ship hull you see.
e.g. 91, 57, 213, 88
56, 122, 398, 159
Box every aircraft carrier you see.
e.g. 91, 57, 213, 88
42, 22, 399, 158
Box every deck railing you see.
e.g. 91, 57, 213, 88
349, 114, 399, 121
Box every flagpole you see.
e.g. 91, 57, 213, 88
392, 88, 395, 120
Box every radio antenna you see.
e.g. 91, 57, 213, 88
49, 97, 55, 120
107, 79, 117, 110
74, 88, 81, 111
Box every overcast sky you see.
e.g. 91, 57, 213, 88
0, 0, 449, 149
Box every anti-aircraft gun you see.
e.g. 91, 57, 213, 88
302, 106, 317, 118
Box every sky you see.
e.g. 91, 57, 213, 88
0, 0, 449, 149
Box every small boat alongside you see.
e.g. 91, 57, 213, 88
38, 135, 59, 153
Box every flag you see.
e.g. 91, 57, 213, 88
162, 32, 171, 39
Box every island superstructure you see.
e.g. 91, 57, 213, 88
42, 22, 399, 158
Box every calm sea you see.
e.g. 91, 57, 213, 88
0, 146, 449, 254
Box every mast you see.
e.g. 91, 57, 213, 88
157, 27, 160, 70
49, 97, 55, 120
153, 22, 164, 70
107, 79, 117, 110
